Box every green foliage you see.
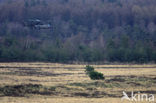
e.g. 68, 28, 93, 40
85, 65, 94, 74
85, 65, 105, 80
77, 45, 103, 62
88, 71, 105, 80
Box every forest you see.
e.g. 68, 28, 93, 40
0, 0, 156, 63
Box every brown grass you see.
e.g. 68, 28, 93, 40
0, 63, 156, 103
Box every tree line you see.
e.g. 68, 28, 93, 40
0, 0, 155, 63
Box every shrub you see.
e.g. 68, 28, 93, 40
89, 71, 105, 80
85, 65, 94, 74
85, 65, 105, 80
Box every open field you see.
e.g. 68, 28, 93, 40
0, 63, 156, 103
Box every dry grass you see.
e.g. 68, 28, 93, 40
0, 63, 156, 103
1, 96, 153, 103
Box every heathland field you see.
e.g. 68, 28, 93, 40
0, 63, 156, 103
